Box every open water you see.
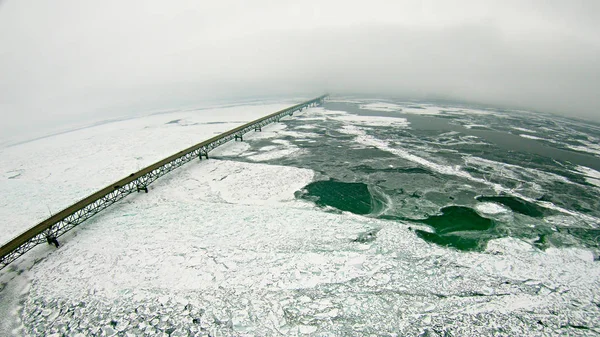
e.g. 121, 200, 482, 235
221, 98, 600, 254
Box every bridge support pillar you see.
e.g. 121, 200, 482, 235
235, 134, 243, 141
254, 126, 261, 132
137, 185, 148, 193
46, 236, 59, 248
199, 151, 208, 160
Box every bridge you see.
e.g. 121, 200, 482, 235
0, 94, 328, 270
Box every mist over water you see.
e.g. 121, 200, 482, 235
1, 0, 600, 142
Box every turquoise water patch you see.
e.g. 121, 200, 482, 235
298, 179, 386, 215
476, 195, 553, 218
411, 206, 495, 251
415, 230, 486, 251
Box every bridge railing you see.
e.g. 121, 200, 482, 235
0, 94, 328, 270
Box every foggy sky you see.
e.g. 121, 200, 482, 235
1, 0, 599, 139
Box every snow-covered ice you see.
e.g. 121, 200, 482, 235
519, 134, 546, 141
0, 102, 289, 245
575, 165, 600, 188
475, 202, 510, 215
463, 124, 490, 129
359, 102, 444, 116
338, 123, 595, 223
0, 102, 599, 336
8, 156, 600, 336
567, 140, 600, 157
512, 127, 537, 133
330, 114, 410, 128
359, 102, 403, 112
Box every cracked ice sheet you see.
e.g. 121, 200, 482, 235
169, 160, 314, 205
330, 114, 410, 128
0, 103, 290, 245
301, 107, 410, 128
247, 148, 303, 162
360, 102, 443, 116
16, 159, 600, 336
340, 124, 598, 223
221, 123, 307, 162
359, 102, 404, 112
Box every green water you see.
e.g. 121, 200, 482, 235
218, 99, 600, 253
298, 180, 371, 214
413, 206, 494, 233
299, 179, 498, 251
412, 206, 495, 251
298, 179, 381, 215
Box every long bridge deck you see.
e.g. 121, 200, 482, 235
0, 95, 328, 270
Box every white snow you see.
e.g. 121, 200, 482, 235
279, 130, 321, 138
167, 160, 313, 205
294, 125, 319, 130
519, 134, 546, 140
210, 141, 251, 156
1, 102, 599, 336
359, 102, 445, 116
461, 108, 494, 115
464, 156, 573, 186
566, 140, 600, 157
475, 202, 510, 215
0, 102, 290, 245
339, 124, 498, 187
11, 160, 600, 335
247, 147, 303, 161
338, 124, 593, 221
330, 114, 410, 127
512, 127, 537, 133
463, 124, 490, 129
402, 105, 445, 115
359, 102, 403, 112
302, 106, 411, 127
323, 98, 365, 104
574, 165, 600, 188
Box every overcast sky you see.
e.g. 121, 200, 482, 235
1, 0, 599, 139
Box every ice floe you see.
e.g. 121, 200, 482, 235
575, 165, 600, 188
330, 114, 410, 127
463, 124, 490, 129
512, 127, 537, 133
567, 140, 600, 157
519, 134, 547, 141
359, 102, 403, 112
475, 202, 511, 215
339, 124, 595, 223
247, 147, 303, 162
